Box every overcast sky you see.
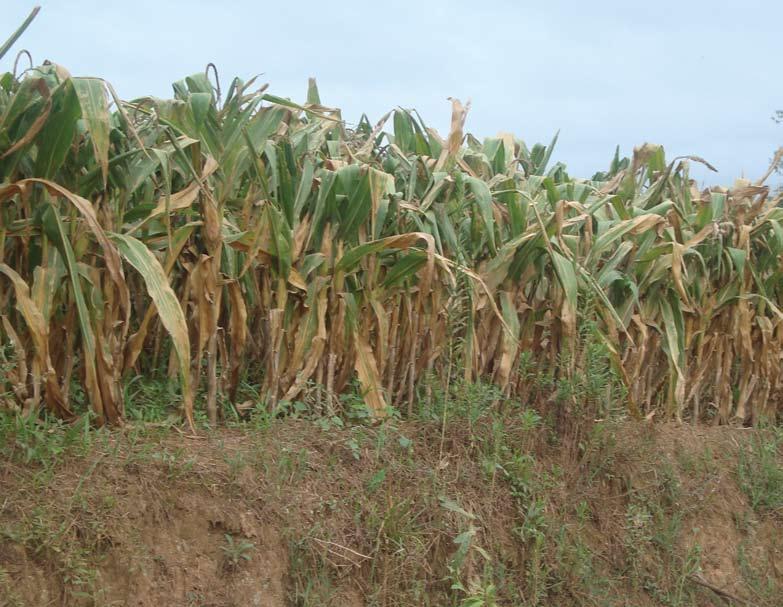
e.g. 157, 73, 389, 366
4, 0, 782, 186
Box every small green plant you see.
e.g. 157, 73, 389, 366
224, 449, 247, 481
275, 447, 310, 484
185, 590, 207, 606
366, 467, 386, 494
460, 582, 498, 607
248, 399, 275, 430
313, 414, 344, 432
0, 339, 19, 406
345, 435, 362, 461
553, 317, 627, 418
221, 534, 254, 571
342, 389, 372, 423
151, 447, 195, 480
447, 525, 497, 606
124, 376, 181, 423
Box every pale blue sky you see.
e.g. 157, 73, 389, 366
4, 0, 782, 185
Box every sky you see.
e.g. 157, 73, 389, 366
3, 0, 782, 186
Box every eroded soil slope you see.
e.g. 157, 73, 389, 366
1, 416, 781, 606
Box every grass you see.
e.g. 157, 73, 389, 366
0, 411, 96, 469
737, 428, 783, 516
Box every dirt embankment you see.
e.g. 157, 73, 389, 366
1, 417, 781, 606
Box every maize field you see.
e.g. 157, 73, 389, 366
1, 15, 782, 430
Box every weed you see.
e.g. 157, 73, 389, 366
286, 536, 337, 606
223, 449, 247, 482
366, 468, 386, 494
124, 376, 181, 423
448, 525, 493, 602
185, 590, 207, 606
0, 411, 95, 469
553, 527, 611, 603
459, 582, 499, 607
276, 447, 310, 484
345, 436, 362, 461
221, 534, 254, 571
150, 446, 195, 480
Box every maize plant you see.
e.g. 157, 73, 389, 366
1, 21, 782, 427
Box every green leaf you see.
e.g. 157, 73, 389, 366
43, 205, 95, 358
393, 110, 415, 154
336, 233, 428, 274
73, 78, 111, 186
465, 176, 496, 254
550, 250, 578, 314
111, 233, 195, 428
306, 78, 321, 105
439, 496, 475, 520
380, 252, 427, 288
34, 79, 81, 179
